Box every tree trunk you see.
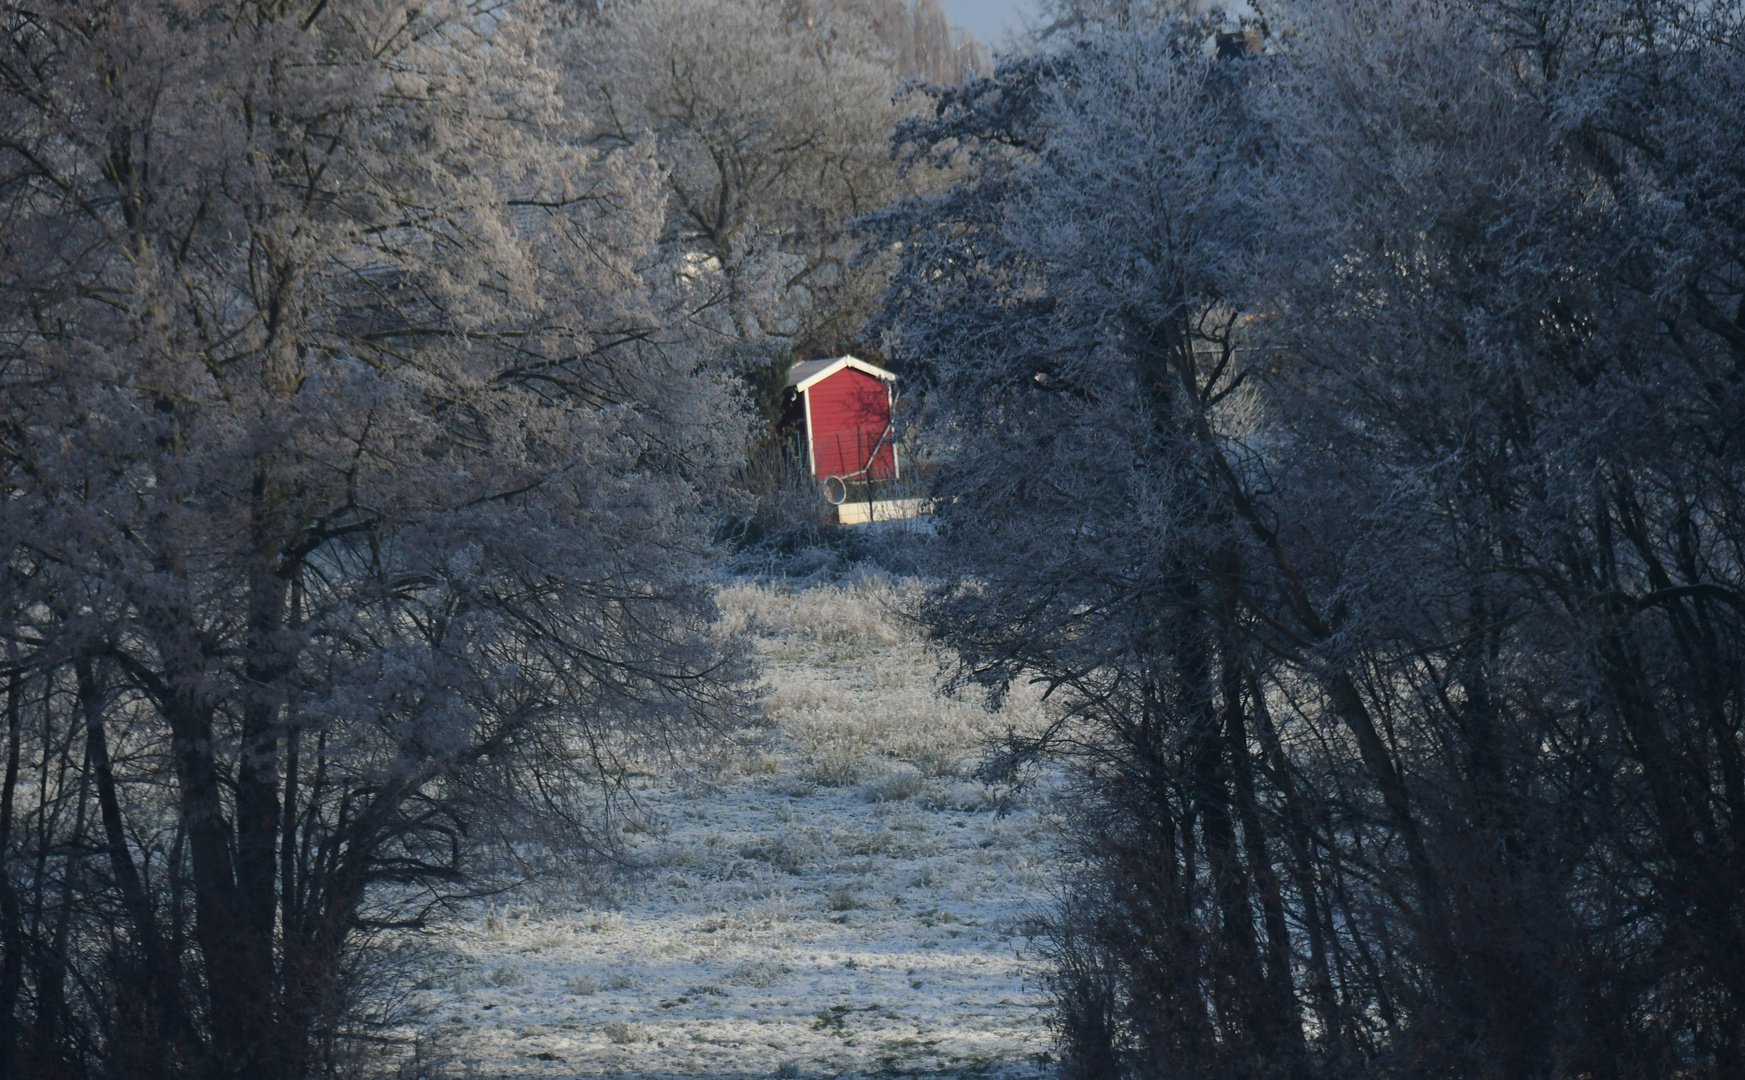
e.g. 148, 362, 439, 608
161, 678, 255, 1078
233, 478, 288, 1078
76, 654, 182, 1078
1248, 671, 1346, 1054
0, 668, 25, 1074
33, 731, 90, 1080
1222, 655, 1305, 1067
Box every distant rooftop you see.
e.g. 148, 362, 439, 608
785, 358, 840, 388
785, 355, 896, 392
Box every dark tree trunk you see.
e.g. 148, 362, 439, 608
75, 655, 182, 1079
0, 669, 25, 1074
233, 510, 288, 1079
161, 679, 252, 1079
1249, 673, 1346, 1054
33, 733, 90, 1080
1222, 657, 1304, 1067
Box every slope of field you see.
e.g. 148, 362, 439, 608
415, 574, 1062, 1080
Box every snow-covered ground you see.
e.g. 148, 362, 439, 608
415, 575, 1063, 1080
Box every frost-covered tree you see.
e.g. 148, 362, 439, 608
875, 25, 1313, 1076
878, 1, 1745, 1076
0, 2, 751, 1076
568, 0, 971, 422
1265, 1, 1745, 1072
844, 0, 992, 83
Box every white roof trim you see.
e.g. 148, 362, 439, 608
786, 355, 896, 394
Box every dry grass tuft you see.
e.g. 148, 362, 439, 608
486, 964, 527, 988
826, 888, 865, 911
727, 960, 790, 987
718, 574, 1049, 795
564, 974, 601, 995
861, 763, 924, 803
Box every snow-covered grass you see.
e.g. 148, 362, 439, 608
413, 573, 1062, 1079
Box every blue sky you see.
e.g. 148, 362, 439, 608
937, 0, 1040, 49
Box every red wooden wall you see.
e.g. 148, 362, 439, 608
806, 368, 896, 480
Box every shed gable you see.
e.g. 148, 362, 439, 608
800, 366, 896, 481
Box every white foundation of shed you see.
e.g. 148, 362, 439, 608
834, 497, 932, 525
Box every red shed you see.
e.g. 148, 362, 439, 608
781, 356, 898, 483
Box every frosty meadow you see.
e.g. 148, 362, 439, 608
5, 1, 1745, 1080
421, 576, 1058, 1080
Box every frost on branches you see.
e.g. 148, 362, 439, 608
877, 2, 1745, 1078
568, 0, 982, 424
0, 2, 752, 1077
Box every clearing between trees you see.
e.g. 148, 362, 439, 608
418, 575, 1059, 1080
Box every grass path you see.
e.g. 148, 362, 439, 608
417, 576, 1061, 1080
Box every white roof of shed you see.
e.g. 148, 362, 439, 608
785, 355, 895, 394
